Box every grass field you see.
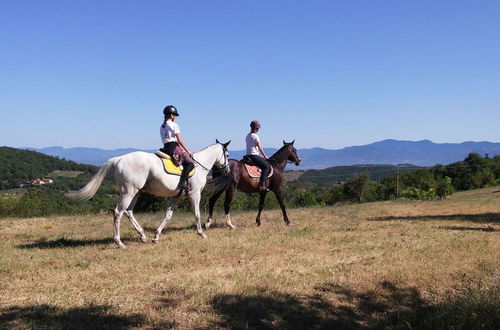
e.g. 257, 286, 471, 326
1, 187, 499, 329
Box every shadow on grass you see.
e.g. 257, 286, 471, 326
438, 225, 497, 232
17, 237, 133, 249
370, 212, 500, 223
0, 304, 152, 330
207, 281, 499, 329
143, 224, 195, 233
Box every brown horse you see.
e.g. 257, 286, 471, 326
205, 141, 301, 229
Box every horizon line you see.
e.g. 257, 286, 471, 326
10, 138, 500, 152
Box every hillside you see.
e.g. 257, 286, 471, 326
294, 164, 421, 185
0, 147, 118, 217
28, 139, 500, 169
0, 147, 96, 190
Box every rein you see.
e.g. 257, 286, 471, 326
191, 155, 211, 171
191, 148, 229, 173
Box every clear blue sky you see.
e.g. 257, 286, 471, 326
1, 1, 499, 151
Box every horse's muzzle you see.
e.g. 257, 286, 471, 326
295, 159, 301, 166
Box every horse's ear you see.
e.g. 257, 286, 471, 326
283, 140, 287, 145
223, 140, 231, 148
291, 140, 295, 146
216, 138, 220, 144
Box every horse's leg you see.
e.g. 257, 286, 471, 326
255, 191, 267, 226
124, 192, 147, 243
224, 185, 236, 229
205, 188, 225, 229
113, 192, 136, 249
190, 192, 207, 238
153, 198, 177, 243
273, 188, 291, 225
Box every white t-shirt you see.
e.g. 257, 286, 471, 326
246, 132, 261, 156
160, 120, 180, 144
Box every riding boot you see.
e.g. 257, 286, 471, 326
177, 174, 188, 191
258, 177, 269, 192
177, 162, 194, 191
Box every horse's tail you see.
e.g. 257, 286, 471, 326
65, 157, 120, 200
210, 173, 232, 194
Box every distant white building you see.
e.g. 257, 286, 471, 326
27, 178, 54, 186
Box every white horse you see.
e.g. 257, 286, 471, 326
66, 140, 231, 248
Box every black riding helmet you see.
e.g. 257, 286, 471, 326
250, 120, 261, 129
163, 105, 179, 117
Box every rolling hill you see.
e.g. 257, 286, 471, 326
27, 139, 500, 169
0, 146, 96, 190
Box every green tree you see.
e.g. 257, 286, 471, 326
436, 176, 454, 199
343, 173, 370, 203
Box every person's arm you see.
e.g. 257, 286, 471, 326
176, 133, 192, 155
257, 142, 268, 159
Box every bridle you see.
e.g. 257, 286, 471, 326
286, 147, 301, 165
214, 148, 230, 173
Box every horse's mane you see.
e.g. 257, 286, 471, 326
193, 143, 218, 155
268, 145, 289, 165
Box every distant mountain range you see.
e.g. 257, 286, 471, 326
26, 139, 500, 169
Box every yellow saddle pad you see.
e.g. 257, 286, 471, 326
156, 151, 195, 177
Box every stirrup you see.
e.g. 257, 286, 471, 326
176, 181, 188, 197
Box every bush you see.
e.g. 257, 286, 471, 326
0, 196, 18, 217
293, 191, 321, 207
401, 187, 436, 200
436, 176, 454, 199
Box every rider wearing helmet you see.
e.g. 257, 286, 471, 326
246, 120, 271, 191
161, 105, 194, 191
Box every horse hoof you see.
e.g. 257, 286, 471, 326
199, 233, 208, 239
204, 222, 212, 230
140, 236, 147, 243
118, 244, 127, 249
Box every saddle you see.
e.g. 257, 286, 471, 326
155, 150, 195, 177
241, 155, 273, 178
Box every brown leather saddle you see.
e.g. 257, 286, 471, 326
240, 156, 273, 178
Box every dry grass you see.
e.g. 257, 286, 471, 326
1, 187, 499, 329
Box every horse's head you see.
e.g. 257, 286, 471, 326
283, 140, 301, 166
215, 139, 231, 175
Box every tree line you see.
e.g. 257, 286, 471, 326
283, 152, 500, 207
